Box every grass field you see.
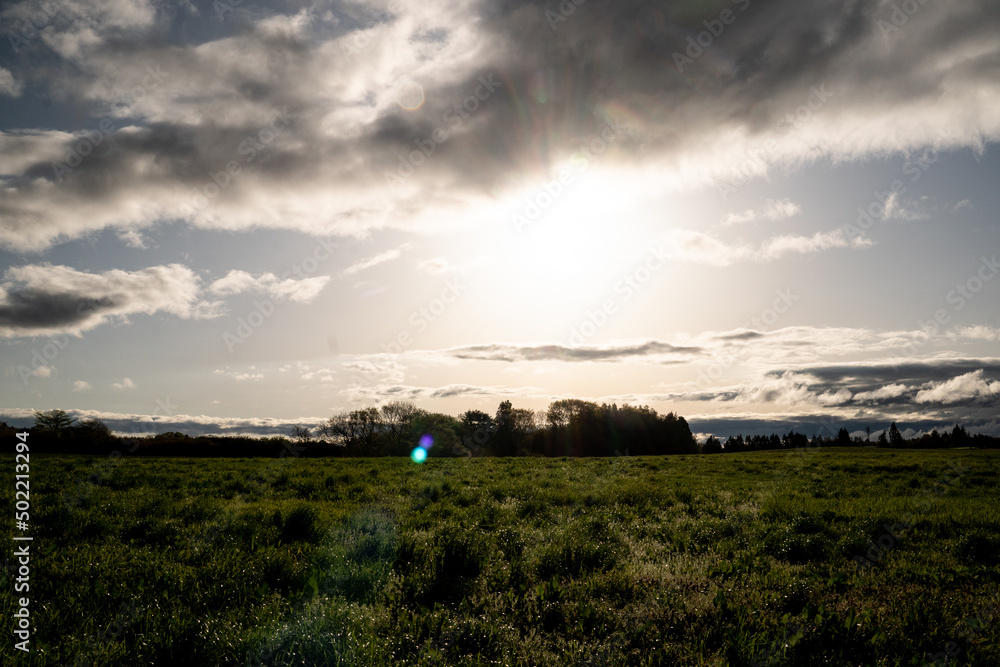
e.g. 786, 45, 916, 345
2, 448, 999, 666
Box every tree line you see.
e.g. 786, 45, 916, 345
7, 400, 697, 457
702, 422, 1000, 453
7, 408, 997, 457
310, 399, 698, 457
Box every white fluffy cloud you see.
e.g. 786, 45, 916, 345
209, 270, 330, 304
112, 377, 136, 390
722, 198, 801, 226
0, 67, 23, 97
853, 384, 910, 402
339, 244, 412, 277
915, 370, 1000, 404
661, 228, 873, 266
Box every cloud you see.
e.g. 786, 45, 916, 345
950, 325, 1000, 341
882, 192, 929, 221
417, 256, 486, 275
661, 228, 872, 266
0, 406, 331, 438
447, 340, 702, 363
343, 382, 544, 403
209, 270, 330, 304
215, 367, 266, 382
73, 380, 91, 391
1, 0, 998, 250
0, 261, 340, 338
722, 198, 801, 226
852, 383, 910, 402
0, 67, 23, 97
914, 370, 1000, 404
0, 263, 219, 338
112, 377, 136, 390
340, 244, 412, 277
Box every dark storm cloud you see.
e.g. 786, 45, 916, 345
0, 292, 120, 329
2, 0, 999, 249
774, 359, 1000, 386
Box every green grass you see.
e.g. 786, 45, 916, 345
1, 449, 998, 665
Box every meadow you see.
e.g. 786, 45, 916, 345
1, 447, 998, 666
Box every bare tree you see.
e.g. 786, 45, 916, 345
291, 425, 313, 444
380, 401, 420, 455
319, 408, 384, 456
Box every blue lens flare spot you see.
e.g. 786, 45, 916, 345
419, 434, 434, 449
411, 447, 428, 463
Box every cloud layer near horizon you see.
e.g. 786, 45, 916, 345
2, 0, 999, 251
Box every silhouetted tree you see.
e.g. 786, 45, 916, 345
492, 400, 517, 456
291, 425, 313, 444
702, 436, 723, 454
33, 409, 76, 437
380, 401, 421, 456
74, 418, 113, 443
458, 410, 495, 455
320, 407, 383, 456
888, 422, 904, 447
409, 412, 467, 457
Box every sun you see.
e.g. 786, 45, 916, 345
494, 169, 639, 293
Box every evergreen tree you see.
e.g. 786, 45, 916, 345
888, 422, 904, 447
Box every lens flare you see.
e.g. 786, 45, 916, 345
410, 447, 427, 463
419, 434, 434, 449
396, 79, 425, 111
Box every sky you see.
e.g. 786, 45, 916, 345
1, 0, 999, 441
